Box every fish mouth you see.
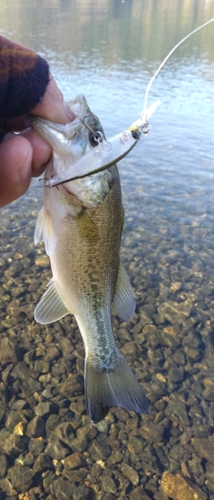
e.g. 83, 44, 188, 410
29, 114, 83, 148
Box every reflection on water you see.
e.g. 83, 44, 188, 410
0, 0, 214, 498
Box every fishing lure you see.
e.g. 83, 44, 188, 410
43, 18, 213, 187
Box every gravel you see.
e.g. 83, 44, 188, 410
0, 176, 214, 498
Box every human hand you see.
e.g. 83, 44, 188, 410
0, 75, 75, 207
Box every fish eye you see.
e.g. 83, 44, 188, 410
89, 130, 103, 147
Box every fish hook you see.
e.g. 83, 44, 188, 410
80, 114, 104, 144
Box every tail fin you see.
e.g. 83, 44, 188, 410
85, 353, 149, 423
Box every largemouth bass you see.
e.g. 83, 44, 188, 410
31, 95, 149, 423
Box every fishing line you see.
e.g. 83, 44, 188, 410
142, 18, 214, 120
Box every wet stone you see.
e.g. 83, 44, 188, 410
168, 366, 184, 383
13, 421, 26, 436
63, 467, 88, 482
0, 454, 7, 478
88, 440, 111, 461
161, 471, 207, 500
26, 415, 45, 437
34, 401, 57, 416
120, 463, 139, 486
33, 453, 53, 473
8, 464, 34, 492
46, 345, 60, 361
73, 484, 94, 500
120, 341, 137, 357
50, 477, 74, 500
165, 400, 189, 426
28, 437, 45, 454
192, 437, 214, 462
101, 473, 118, 494
154, 493, 169, 500
62, 452, 87, 469
45, 436, 70, 460
202, 386, 214, 401
137, 421, 165, 442
77, 424, 97, 441
0, 477, 16, 496
159, 332, 181, 347
158, 301, 190, 324
130, 487, 152, 500
42, 470, 55, 492
54, 422, 75, 447
5, 410, 28, 433
0, 428, 28, 456
45, 413, 61, 435
0, 337, 19, 365
188, 456, 203, 476
58, 374, 83, 397
33, 359, 50, 373
35, 255, 50, 267
128, 435, 145, 454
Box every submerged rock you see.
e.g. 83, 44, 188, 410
161, 472, 207, 500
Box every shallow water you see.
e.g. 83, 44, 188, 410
0, 0, 214, 498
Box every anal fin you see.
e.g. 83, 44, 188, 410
34, 279, 69, 324
113, 260, 135, 322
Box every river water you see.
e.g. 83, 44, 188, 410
0, 1, 214, 499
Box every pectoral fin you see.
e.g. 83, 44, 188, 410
34, 279, 69, 324
113, 260, 135, 322
34, 206, 56, 256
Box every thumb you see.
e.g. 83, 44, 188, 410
31, 74, 75, 124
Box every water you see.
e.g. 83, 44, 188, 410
0, 0, 214, 498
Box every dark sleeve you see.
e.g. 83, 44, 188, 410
0, 36, 50, 119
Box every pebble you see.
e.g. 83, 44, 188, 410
165, 399, 190, 426
0, 337, 19, 365
0, 428, 28, 456
120, 463, 139, 486
26, 416, 45, 438
130, 487, 152, 500
192, 438, 214, 462
62, 452, 87, 469
50, 477, 74, 500
0, 477, 17, 496
63, 467, 88, 482
0, 454, 7, 478
34, 401, 57, 416
88, 441, 111, 461
35, 255, 50, 268
45, 436, 70, 460
8, 464, 34, 492
161, 472, 207, 500
72, 484, 94, 500
158, 301, 190, 324
33, 453, 53, 473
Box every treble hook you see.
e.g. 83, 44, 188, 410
80, 114, 104, 143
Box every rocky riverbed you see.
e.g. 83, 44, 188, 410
0, 179, 214, 500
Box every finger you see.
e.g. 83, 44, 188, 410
21, 128, 51, 176
31, 74, 75, 124
0, 116, 28, 132
0, 135, 33, 207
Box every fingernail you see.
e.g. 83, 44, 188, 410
63, 101, 76, 121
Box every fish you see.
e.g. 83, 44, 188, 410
30, 94, 149, 423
